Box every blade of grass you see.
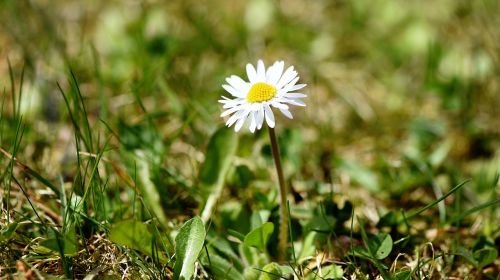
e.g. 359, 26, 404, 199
0, 147, 60, 196
446, 198, 500, 225
405, 179, 470, 220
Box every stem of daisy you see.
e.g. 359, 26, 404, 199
267, 126, 288, 261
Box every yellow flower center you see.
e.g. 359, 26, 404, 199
246, 82, 277, 103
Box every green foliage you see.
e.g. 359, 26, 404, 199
198, 126, 238, 197
315, 264, 344, 280
199, 126, 238, 225
200, 250, 245, 280
0, 222, 19, 242
354, 232, 393, 261
108, 220, 166, 262
259, 262, 282, 280
244, 222, 274, 252
173, 216, 206, 280
457, 246, 498, 270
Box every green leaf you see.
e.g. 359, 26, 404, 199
199, 127, 238, 194
39, 228, 78, 256
173, 216, 206, 280
306, 215, 336, 233
243, 222, 274, 252
369, 233, 393, 259
243, 267, 260, 280
206, 234, 244, 271
456, 247, 477, 267
199, 127, 238, 223
200, 249, 245, 280
0, 222, 19, 242
259, 262, 282, 280
134, 150, 168, 226
109, 220, 167, 261
119, 120, 168, 226
228, 229, 246, 243
321, 264, 343, 279
250, 210, 270, 230
298, 232, 318, 263
239, 244, 267, 267
393, 270, 412, 280
473, 247, 497, 268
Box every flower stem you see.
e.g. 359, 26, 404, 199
267, 126, 288, 261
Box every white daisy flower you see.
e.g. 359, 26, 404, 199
219, 60, 307, 133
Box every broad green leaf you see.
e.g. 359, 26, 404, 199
200, 249, 245, 280
173, 216, 206, 280
351, 246, 371, 259
39, 238, 77, 256
250, 212, 263, 230
321, 264, 343, 279
259, 262, 282, 280
0, 222, 19, 242
243, 267, 260, 280
206, 234, 244, 271
199, 127, 238, 223
244, 222, 274, 252
306, 215, 336, 233
298, 232, 317, 263
473, 247, 497, 268
355, 218, 391, 279
250, 210, 270, 230
456, 247, 477, 267
239, 244, 268, 268
109, 220, 167, 262
369, 233, 393, 259
39, 227, 78, 256
199, 127, 238, 194
135, 150, 168, 226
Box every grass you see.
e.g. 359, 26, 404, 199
1, 0, 499, 279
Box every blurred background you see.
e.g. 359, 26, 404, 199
2, 0, 498, 199
0, 0, 499, 276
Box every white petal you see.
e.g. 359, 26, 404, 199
279, 107, 293, 119
282, 77, 300, 92
289, 83, 307, 91
256, 60, 266, 82
226, 105, 251, 126
276, 66, 297, 89
249, 112, 256, 133
271, 102, 289, 110
226, 75, 249, 92
265, 63, 276, 82
256, 107, 264, 129
267, 61, 284, 85
221, 98, 246, 108
246, 63, 258, 83
283, 93, 307, 98
226, 113, 241, 127
220, 106, 242, 117
222, 84, 245, 98
286, 98, 306, 106
235, 116, 246, 132
264, 105, 275, 128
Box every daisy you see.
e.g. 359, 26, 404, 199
219, 60, 307, 132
